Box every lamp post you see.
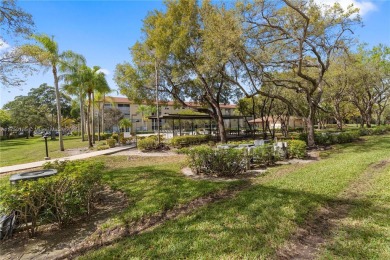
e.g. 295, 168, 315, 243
43, 134, 50, 160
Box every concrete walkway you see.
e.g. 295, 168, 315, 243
0, 145, 136, 174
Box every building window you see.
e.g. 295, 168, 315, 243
118, 104, 130, 108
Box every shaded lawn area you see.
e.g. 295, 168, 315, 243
0, 136, 105, 167
86, 155, 245, 229
319, 164, 390, 259
81, 135, 390, 259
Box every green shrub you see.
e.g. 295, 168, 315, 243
97, 144, 110, 150
299, 131, 360, 146
118, 133, 133, 145
71, 131, 80, 136
372, 126, 388, 135
185, 145, 247, 177
287, 140, 307, 159
252, 144, 279, 165
138, 136, 159, 151
0, 161, 104, 236
100, 133, 112, 140
357, 128, 373, 136
107, 138, 116, 148
170, 135, 209, 147
111, 133, 119, 142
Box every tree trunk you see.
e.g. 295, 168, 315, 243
366, 107, 372, 128
335, 117, 343, 131
92, 92, 95, 144
98, 103, 101, 141
376, 111, 381, 126
214, 106, 227, 143
80, 95, 85, 141
87, 92, 93, 148
53, 65, 64, 151
102, 95, 105, 136
307, 104, 316, 147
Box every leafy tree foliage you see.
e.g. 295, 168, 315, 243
0, 0, 35, 87
3, 95, 42, 137
19, 34, 85, 150
103, 107, 124, 132
0, 109, 12, 137
115, 0, 242, 143
230, 0, 360, 146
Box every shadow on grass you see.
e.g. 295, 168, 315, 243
102, 165, 245, 225
334, 135, 390, 154
82, 182, 388, 259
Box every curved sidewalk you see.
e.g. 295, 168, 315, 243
0, 145, 135, 174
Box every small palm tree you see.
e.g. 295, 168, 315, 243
136, 105, 149, 130
80, 65, 110, 148
119, 118, 132, 132
61, 56, 87, 141
19, 34, 85, 151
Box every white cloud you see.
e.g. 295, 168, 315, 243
314, 0, 377, 16
97, 68, 110, 75
0, 39, 10, 52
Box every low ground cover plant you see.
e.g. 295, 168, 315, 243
0, 160, 104, 236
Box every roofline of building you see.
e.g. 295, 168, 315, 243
103, 96, 237, 109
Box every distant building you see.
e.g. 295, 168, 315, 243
248, 116, 305, 129
103, 96, 243, 133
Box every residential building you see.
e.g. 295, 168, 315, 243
103, 96, 244, 133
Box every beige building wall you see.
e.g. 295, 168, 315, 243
103, 97, 242, 133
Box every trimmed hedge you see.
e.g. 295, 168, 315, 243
170, 135, 209, 147
299, 126, 390, 146
299, 131, 360, 146
0, 161, 104, 236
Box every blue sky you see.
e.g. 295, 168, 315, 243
1, 0, 390, 107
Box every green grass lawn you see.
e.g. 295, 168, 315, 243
0, 155, 243, 236
80, 135, 390, 259
319, 163, 390, 259
0, 136, 106, 167
86, 156, 245, 228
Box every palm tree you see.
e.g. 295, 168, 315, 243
19, 34, 85, 151
94, 91, 111, 141
136, 104, 149, 131
80, 65, 110, 148
61, 56, 87, 141
119, 118, 132, 132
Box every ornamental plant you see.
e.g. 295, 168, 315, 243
0, 161, 104, 237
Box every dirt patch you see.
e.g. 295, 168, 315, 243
65, 147, 92, 156
0, 186, 128, 260
113, 149, 178, 157
276, 159, 390, 260
181, 167, 267, 182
